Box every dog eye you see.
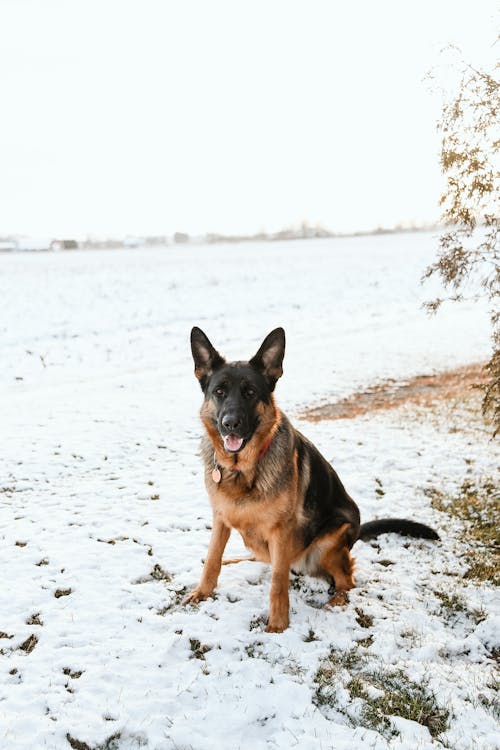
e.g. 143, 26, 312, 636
215, 387, 225, 397
246, 388, 256, 398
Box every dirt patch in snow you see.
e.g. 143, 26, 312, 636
301, 362, 487, 421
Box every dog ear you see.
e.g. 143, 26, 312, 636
249, 328, 285, 390
191, 327, 225, 391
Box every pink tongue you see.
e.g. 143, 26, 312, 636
224, 434, 244, 452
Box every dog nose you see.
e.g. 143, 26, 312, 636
222, 414, 243, 433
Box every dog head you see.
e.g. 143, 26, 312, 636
190, 327, 285, 453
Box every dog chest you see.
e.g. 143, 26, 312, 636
211, 486, 267, 528
211, 493, 270, 558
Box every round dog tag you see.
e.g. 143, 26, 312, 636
212, 467, 222, 483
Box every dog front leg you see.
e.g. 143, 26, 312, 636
183, 514, 230, 604
266, 530, 292, 633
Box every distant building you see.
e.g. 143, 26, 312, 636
144, 236, 169, 246
173, 232, 190, 244
123, 236, 144, 248
17, 237, 52, 251
50, 239, 79, 251
0, 239, 18, 252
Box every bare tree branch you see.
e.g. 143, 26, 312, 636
424, 53, 500, 435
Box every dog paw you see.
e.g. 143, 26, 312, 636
265, 619, 289, 633
327, 591, 349, 607
182, 588, 209, 605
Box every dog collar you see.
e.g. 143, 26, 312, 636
212, 435, 274, 484
258, 436, 273, 461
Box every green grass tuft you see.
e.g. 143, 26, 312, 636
426, 476, 499, 585
355, 607, 374, 628
313, 649, 449, 739
189, 638, 211, 660
150, 564, 172, 582
360, 671, 449, 738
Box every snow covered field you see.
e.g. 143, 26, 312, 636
1, 233, 498, 750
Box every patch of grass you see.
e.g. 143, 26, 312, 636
303, 628, 319, 642
313, 650, 449, 739
249, 613, 268, 631
346, 675, 369, 700
313, 647, 361, 703
245, 641, 264, 658
289, 573, 304, 591
426, 476, 499, 585
66, 736, 91, 750
434, 592, 487, 625
26, 613, 43, 626
156, 586, 188, 615
399, 629, 422, 648
359, 671, 449, 738
464, 558, 499, 585
150, 564, 172, 582
477, 676, 500, 721
19, 634, 38, 653
282, 659, 307, 678
66, 733, 121, 750
470, 607, 488, 625
189, 638, 211, 660
434, 590, 467, 615
356, 635, 374, 648
63, 667, 83, 679
134, 564, 173, 586
355, 607, 374, 629
54, 588, 72, 598
489, 647, 499, 665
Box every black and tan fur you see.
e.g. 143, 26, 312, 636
184, 327, 439, 632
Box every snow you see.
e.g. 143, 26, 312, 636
0, 232, 498, 750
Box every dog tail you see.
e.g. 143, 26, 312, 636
358, 518, 439, 542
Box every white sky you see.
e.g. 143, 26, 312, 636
0, 0, 497, 238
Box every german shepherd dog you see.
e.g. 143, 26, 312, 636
184, 327, 439, 632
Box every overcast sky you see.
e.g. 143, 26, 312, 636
0, 0, 497, 238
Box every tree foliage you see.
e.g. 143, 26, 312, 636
424, 54, 500, 435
